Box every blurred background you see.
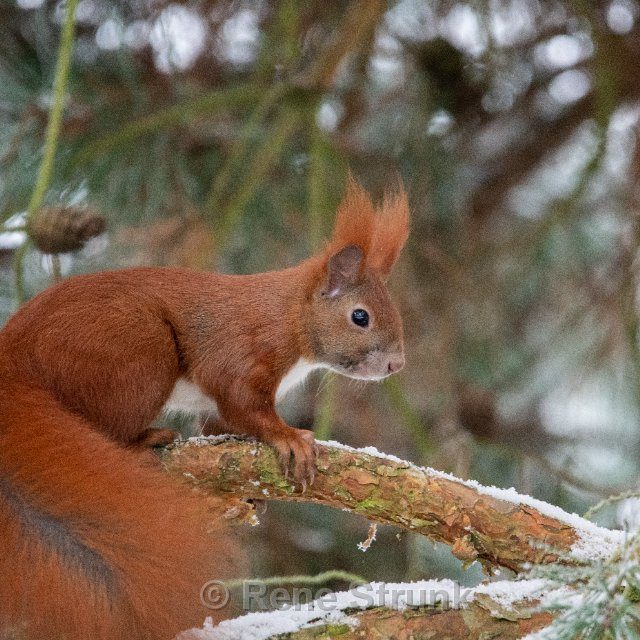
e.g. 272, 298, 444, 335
1, 0, 640, 599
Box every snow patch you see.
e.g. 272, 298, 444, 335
474, 578, 549, 608
186, 578, 564, 639
185, 607, 358, 640
188, 579, 466, 640
187, 435, 241, 446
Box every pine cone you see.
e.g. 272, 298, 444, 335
28, 206, 106, 254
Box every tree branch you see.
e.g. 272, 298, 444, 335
160, 437, 622, 573
185, 601, 552, 640
179, 578, 563, 640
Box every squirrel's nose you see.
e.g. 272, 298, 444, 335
387, 356, 405, 374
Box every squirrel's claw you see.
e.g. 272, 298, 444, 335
267, 426, 317, 488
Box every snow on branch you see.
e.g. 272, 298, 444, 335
179, 578, 557, 640
160, 436, 622, 572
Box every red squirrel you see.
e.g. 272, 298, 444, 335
0, 176, 408, 639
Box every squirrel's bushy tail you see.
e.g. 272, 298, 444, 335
0, 378, 237, 640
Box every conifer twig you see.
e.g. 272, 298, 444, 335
14, 0, 79, 302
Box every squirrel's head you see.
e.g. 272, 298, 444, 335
305, 176, 409, 380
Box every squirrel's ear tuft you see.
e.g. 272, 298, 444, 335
323, 173, 409, 281
321, 244, 363, 297
326, 173, 376, 259
369, 182, 409, 280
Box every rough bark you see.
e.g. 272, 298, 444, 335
263, 602, 552, 640
160, 436, 607, 573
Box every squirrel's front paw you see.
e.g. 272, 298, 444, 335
265, 426, 317, 488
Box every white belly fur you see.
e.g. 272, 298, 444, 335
275, 358, 325, 401
162, 358, 325, 415
163, 378, 218, 414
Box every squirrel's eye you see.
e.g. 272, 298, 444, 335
351, 308, 369, 327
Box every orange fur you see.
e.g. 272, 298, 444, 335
325, 175, 409, 279
0, 176, 408, 639
326, 175, 377, 260
0, 373, 237, 640
370, 185, 410, 278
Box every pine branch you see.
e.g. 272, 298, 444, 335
180, 577, 580, 639
181, 596, 554, 640
25, 0, 78, 222
14, 0, 79, 302
71, 86, 262, 167
160, 437, 622, 573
